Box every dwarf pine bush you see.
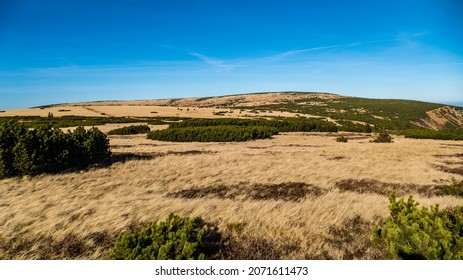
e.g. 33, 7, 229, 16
168, 117, 338, 132
0, 121, 110, 178
371, 132, 393, 143
147, 126, 278, 142
336, 135, 348, 142
110, 214, 222, 260
107, 125, 150, 135
372, 193, 463, 260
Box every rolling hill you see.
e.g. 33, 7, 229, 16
1, 91, 462, 131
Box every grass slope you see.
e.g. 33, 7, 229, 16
236, 95, 445, 130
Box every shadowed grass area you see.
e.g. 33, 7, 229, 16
167, 182, 327, 202
307, 215, 386, 260
334, 179, 437, 197
0, 231, 115, 260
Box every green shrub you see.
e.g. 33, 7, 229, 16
147, 126, 278, 142
107, 125, 151, 135
338, 121, 373, 133
110, 214, 221, 260
402, 129, 463, 141
371, 132, 393, 143
0, 116, 147, 129
0, 121, 27, 178
0, 121, 110, 178
336, 135, 348, 142
372, 193, 463, 260
168, 117, 338, 132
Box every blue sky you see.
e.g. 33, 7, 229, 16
1, 0, 462, 109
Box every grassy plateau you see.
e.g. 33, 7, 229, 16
1, 92, 463, 259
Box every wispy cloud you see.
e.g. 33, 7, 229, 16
265, 45, 341, 62
189, 52, 239, 71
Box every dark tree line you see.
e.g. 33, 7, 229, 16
168, 118, 338, 132
107, 125, 151, 135
147, 125, 278, 142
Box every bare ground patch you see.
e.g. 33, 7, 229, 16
167, 182, 327, 202
0, 231, 115, 260
334, 179, 437, 197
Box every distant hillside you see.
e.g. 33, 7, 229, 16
1, 91, 462, 131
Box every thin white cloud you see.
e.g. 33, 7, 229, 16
189, 51, 238, 71
266, 45, 341, 62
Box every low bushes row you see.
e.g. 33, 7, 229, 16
107, 125, 150, 135
0, 116, 143, 129
0, 121, 110, 178
402, 129, 463, 141
401, 129, 463, 140
168, 118, 338, 132
111, 191, 463, 260
147, 126, 279, 142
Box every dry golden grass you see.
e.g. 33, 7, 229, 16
0, 92, 338, 120
0, 105, 323, 120
1, 131, 462, 259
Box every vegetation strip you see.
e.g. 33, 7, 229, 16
168, 117, 338, 132
402, 129, 463, 141
147, 125, 279, 142
107, 125, 150, 135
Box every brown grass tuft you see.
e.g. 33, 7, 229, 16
0, 231, 114, 260
334, 179, 437, 197
167, 182, 326, 202
307, 215, 386, 260
216, 235, 300, 260
434, 165, 463, 175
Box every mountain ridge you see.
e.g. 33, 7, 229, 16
2, 91, 462, 131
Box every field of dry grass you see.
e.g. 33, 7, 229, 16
0, 92, 338, 121
0, 105, 323, 120
1, 128, 462, 259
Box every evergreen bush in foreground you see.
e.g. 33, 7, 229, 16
0, 121, 110, 178
110, 214, 222, 260
372, 193, 463, 259
107, 125, 151, 135
147, 125, 278, 142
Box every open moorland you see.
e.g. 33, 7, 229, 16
1, 92, 463, 259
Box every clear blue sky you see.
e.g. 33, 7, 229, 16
1, 0, 462, 109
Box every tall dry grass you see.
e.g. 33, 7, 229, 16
1, 132, 462, 259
